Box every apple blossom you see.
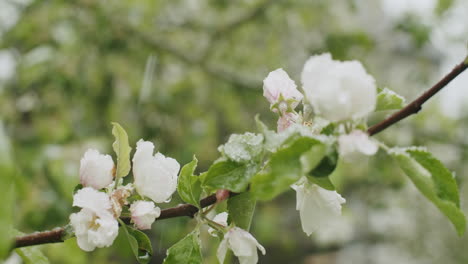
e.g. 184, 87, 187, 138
129, 200, 161, 230
338, 130, 378, 159
208, 212, 228, 237
263, 68, 303, 112
291, 177, 346, 236
217, 227, 266, 264
70, 187, 119, 251
301, 53, 377, 122
132, 139, 180, 203
79, 149, 114, 190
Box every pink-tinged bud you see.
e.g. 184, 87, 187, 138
216, 189, 230, 202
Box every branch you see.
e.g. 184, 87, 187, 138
368, 57, 468, 136
13, 57, 468, 249
14, 192, 237, 248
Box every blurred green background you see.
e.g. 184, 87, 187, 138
2, 0, 468, 263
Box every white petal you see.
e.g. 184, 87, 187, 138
208, 212, 228, 237
217, 237, 229, 264
263, 68, 303, 106
73, 187, 112, 215
301, 53, 376, 121
79, 149, 114, 190
133, 140, 180, 203
292, 180, 346, 236
87, 214, 119, 248
338, 130, 378, 158
130, 200, 161, 230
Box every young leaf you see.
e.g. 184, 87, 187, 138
14, 230, 50, 264
227, 192, 256, 231
309, 148, 338, 178
202, 160, 258, 193
375, 87, 406, 111
307, 175, 335, 191
251, 137, 325, 200
389, 147, 466, 235
119, 222, 153, 264
111, 122, 132, 180
178, 156, 202, 207
163, 230, 203, 264
218, 132, 264, 163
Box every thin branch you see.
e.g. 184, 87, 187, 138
368, 57, 468, 136
14, 192, 236, 248
13, 57, 468, 249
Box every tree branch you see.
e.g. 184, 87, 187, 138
14, 192, 237, 248
13, 57, 468, 249
368, 57, 468, 136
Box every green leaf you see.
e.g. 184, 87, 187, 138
119, 221, 153, 264
111, 122, 132, 180
218, 132, 264, 163
14, 231, 49, 264
310, 148, 338, 178
202, 160, 258, 193
163, 230, 203, 264
376, 87, 406, 111
227, 192, 256, 231
178, 156, 202, 207
389, 147, 466, 235
307, 175, 335, 191
251, 137, 325, 200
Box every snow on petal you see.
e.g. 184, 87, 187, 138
263, 68, 303, 111
208, 212, 228, 237
301, 53, 377, 122
129, 200, 161, 230
291, 178, 346, 236
132, 139, 180, 203
338, 130, 378, 158
79, 149, 114, 189
217, 227, 265, 264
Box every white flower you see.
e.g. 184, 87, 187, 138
132, 140, 180, 203
129, 200, 161, 230
79, 149, 114, 190
301, 53, 377, 122
277, 112, 301, 132
263, 68, 303, 112
338, 130, 378, 159
208, 212, 228, 237
70, 187, 119, 251
217, 227, 266, 264
291, 178, 346, 236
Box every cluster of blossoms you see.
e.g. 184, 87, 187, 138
70, 140, 179, 251
70, 139, 266, 264
68, 52, 386, 263
263, 53, 379, 236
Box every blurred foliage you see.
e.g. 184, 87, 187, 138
1, 0, 468, 263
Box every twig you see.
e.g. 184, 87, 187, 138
14, 193, 237, 248
368, 58, 468, 136
13, 57, 468, 249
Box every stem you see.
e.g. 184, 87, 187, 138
368, 58, 468, 136
13, 56, 468, 249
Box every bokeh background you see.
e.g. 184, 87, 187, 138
1, 0, 468, 263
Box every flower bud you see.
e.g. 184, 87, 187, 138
129, 201, 161, 230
